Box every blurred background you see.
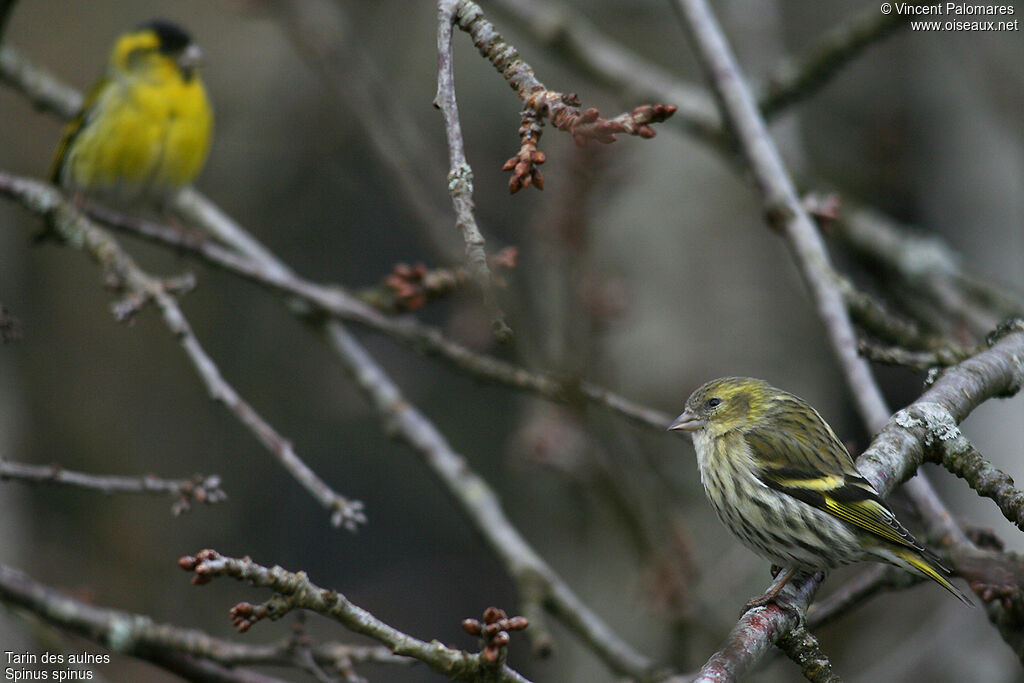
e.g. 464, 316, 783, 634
1, 0, 1022, 681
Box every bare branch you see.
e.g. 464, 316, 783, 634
180, 550, 534, 683
435, 0, 513, 340
758, 4, 911, 116
0, 459, 226, 515
0, 44, 81, 117
487, 0, 723, 143
448, 1, 675, 192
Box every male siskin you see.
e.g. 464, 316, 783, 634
51, 20, 213, 203
669, 376, 969, 607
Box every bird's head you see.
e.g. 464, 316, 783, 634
111, 20, 203, 83
668, 376, 774, 438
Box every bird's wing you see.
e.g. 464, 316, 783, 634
744, 421, 925, 553
49, 77, 111, 182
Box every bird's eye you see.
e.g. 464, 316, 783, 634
706, 397, 722, 408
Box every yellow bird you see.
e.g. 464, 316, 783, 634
50, 20, 213, 203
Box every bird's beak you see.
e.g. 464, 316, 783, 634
668, 410, 702, 433
178, 44, 204, 71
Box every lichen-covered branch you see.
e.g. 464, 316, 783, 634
834, 205, 1024, 339
885, 340, 1024, 536
935, 432, 1024, 535
857, 339, 979, 370
0, 459, 226, 515
775, 624, 842, 683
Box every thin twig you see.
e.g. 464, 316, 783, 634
857, 339, 978, 370
758, 3, 912, 116
149, 287, 365, 531
0, 175, 366, 531
0, 459, 226, 515
435, 0, 513, 340
806, 565, 902, 629
180, 550, 534, 683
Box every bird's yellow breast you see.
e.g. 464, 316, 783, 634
53, 57, 212, 201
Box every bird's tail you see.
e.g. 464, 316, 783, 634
887, 546, 973, 605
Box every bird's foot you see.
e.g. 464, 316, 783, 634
741, 592, 805, 625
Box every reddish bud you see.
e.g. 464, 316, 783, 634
483, 606, 506, 622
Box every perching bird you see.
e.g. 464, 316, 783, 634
668, 376, 970, 608
50, 20, 213, 203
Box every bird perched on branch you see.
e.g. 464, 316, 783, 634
50, 20, 213, 204
668, 376, 970, 609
